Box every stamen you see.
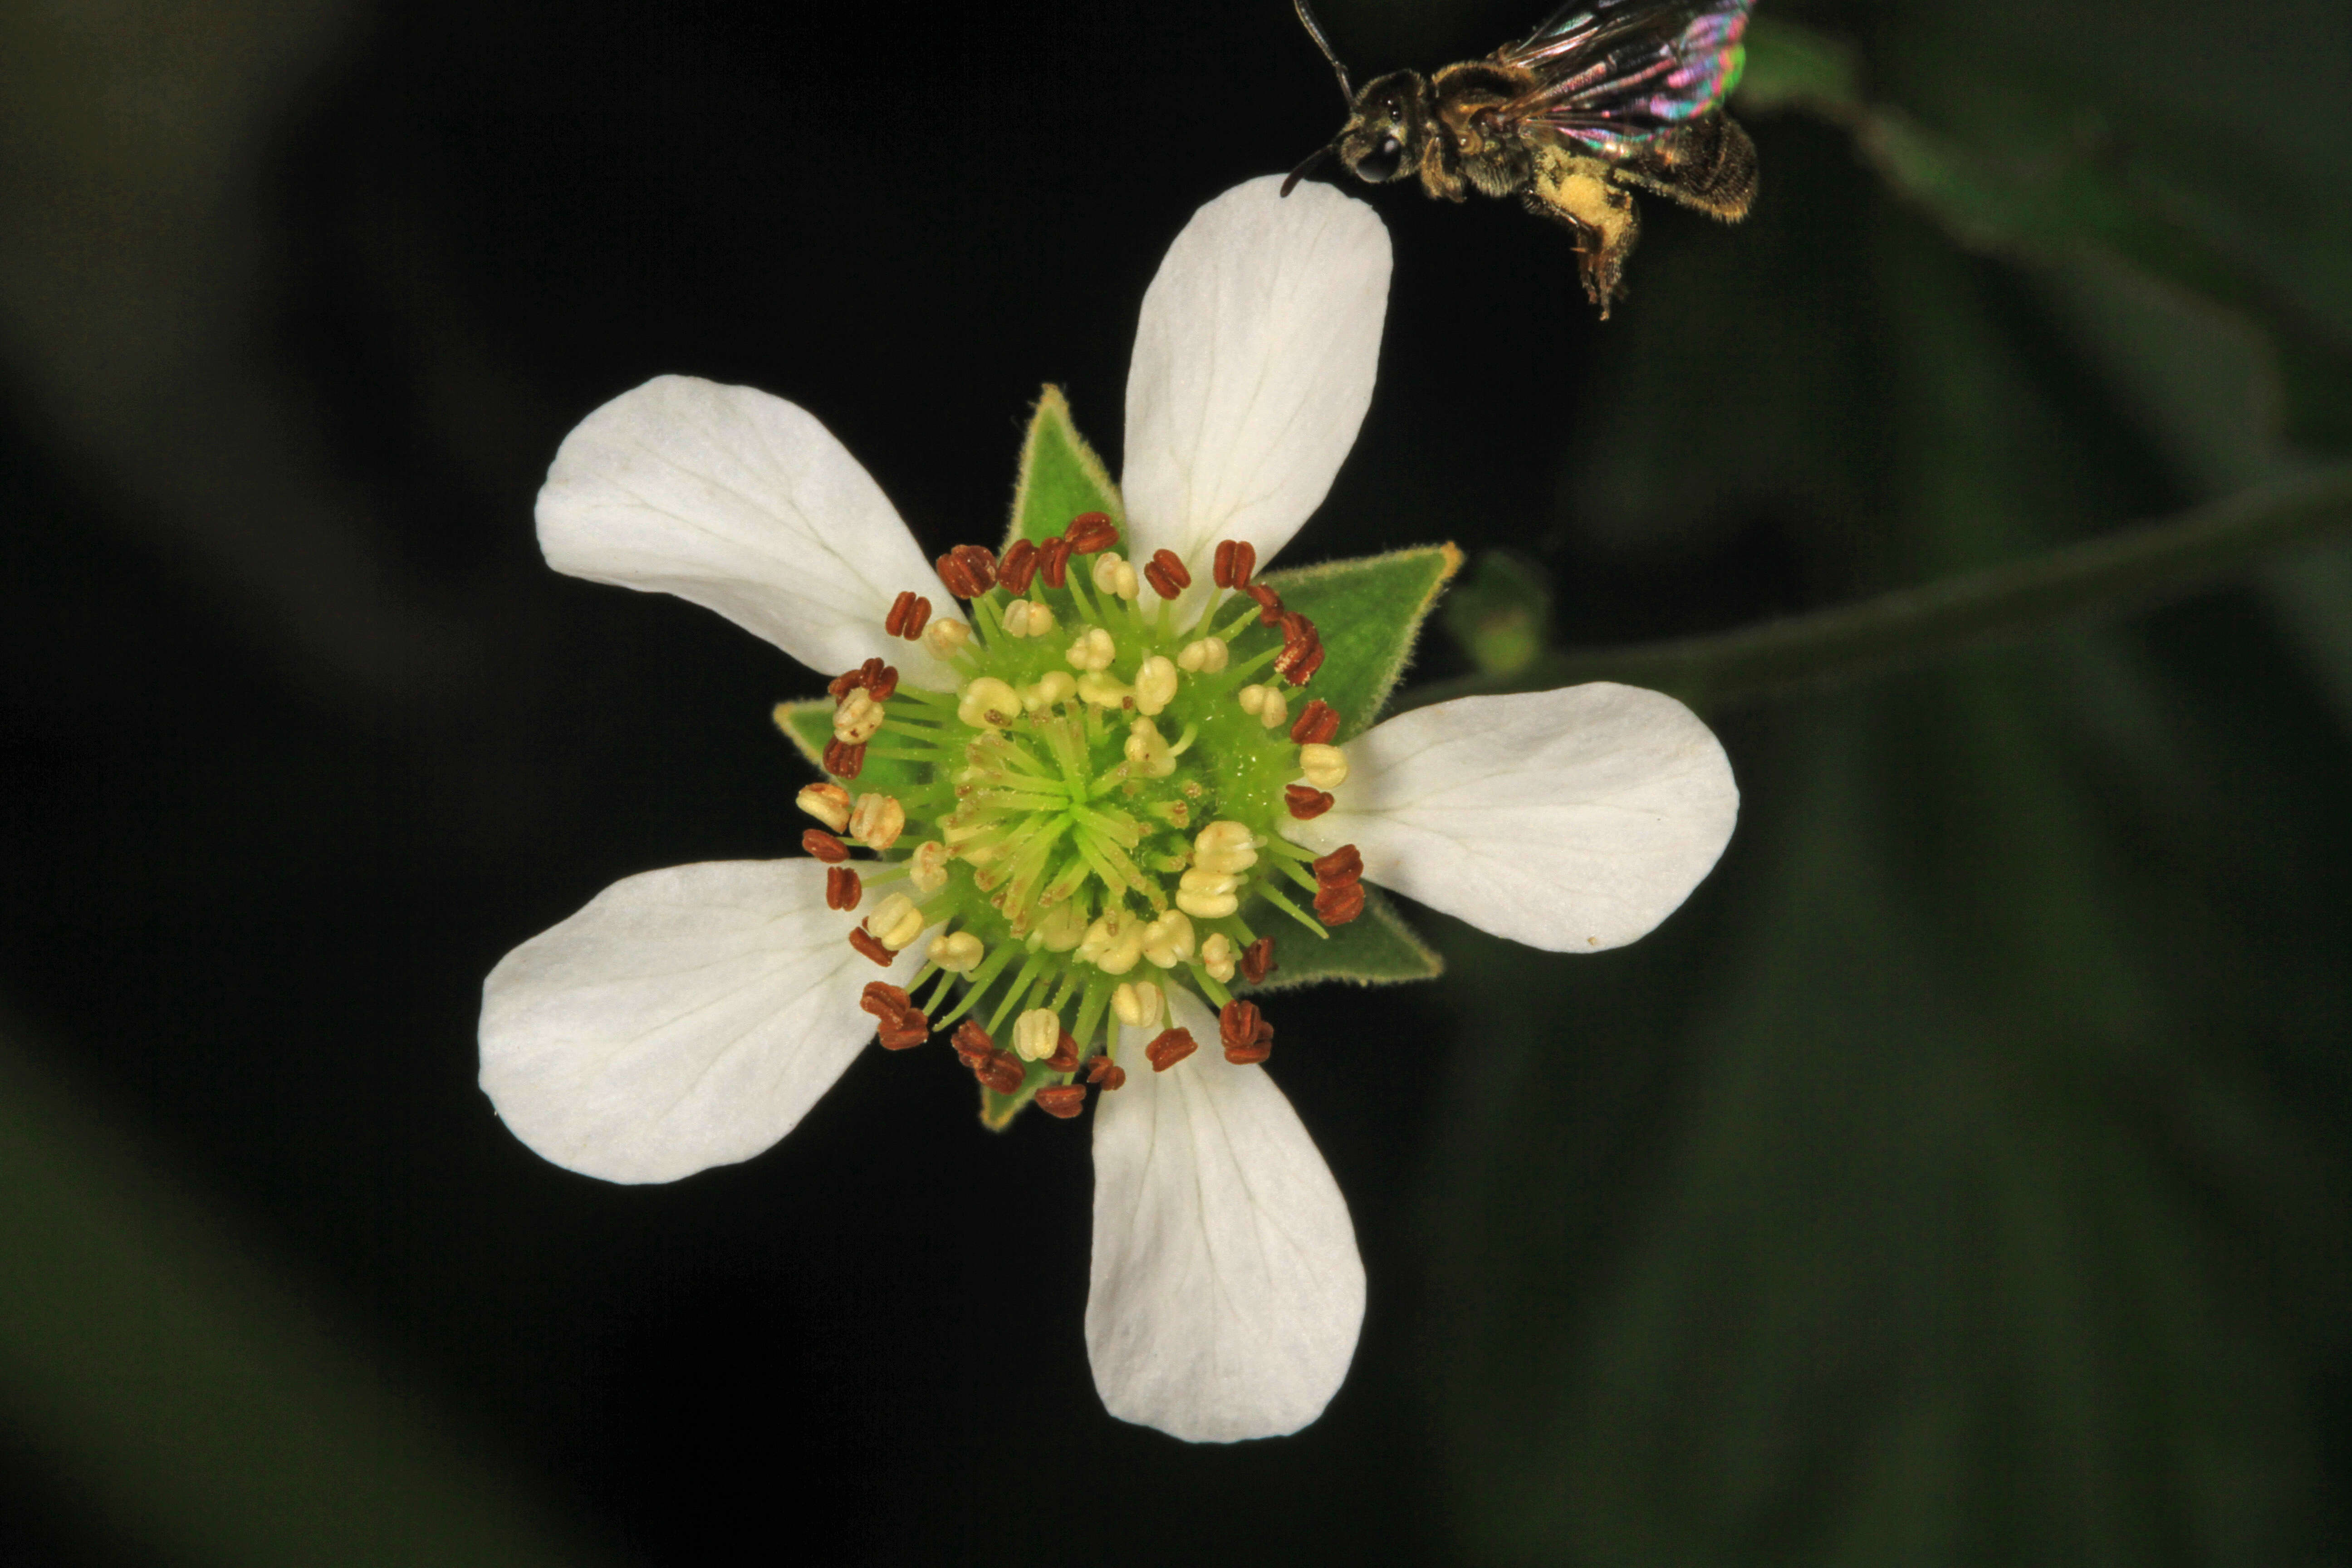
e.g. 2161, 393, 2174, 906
1038, 536, 1074, 589
1219, 1000, 1274, 1065
1086, 1055, 1128, 1091
935, 544, 1000, 599
885, 590, 932, 640
1175, 867, 1240, 920
1176, 636, 1229, 674
823, 740, 867, 779
1047, 1029, 1082, 1073
957, 677, 1024, 729
1244, 583, 1284, 625
1076, 908, 1146, 975
1065, 627, 1117, 672
827, 657, 886, 701
865, 893, 926, 950
826, 865, 863, 911
924, 617, 972, 659
1143, 549, 1192, 599
802, 828, 850, 863
1142, 910, 1196, 968
1289, 699, 1341, 745
859, 982, 931, 1050
1212, 539, 1257, 590
1240, 935, 1278, 986
1024, 670, 1077, 711
1298, 743, 1349, 789
1133, 656, 1179, 717
1064, 512, 1117, 554
1002, 598, 1057, 638
1237, 683, 1289, 731
1285, 784, 1335, 820
999, 539, 1041, 595
929, 930, 985, 974
848, 927, 894, 966
1013, 1008, 1062, 1062
1194, 821, 1260, 874
1313, 844, 1362, 886
1035, 901, 1088, 952
950, 1020, 996, 1069
1075, 670, 1133, 708
1034, 1085, 1087, 1119
980, 1050, 1027, 1095
1090, 552, 1142, 601
795, 781, 853, 832
850, 793, 907, 849
1145, 1028, 1198, 1073
1200, 932, 1238, 983
909, 840, 950, 893
1275, 614, 1326, 686
1313, 881, 1366, 925
1124, 718, 1177, 778
1111, 981, 1165, 1030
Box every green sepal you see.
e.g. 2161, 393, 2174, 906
1259, 544, 1462, 738
1244, 885, 1442, 992
1005, 385, 1125, 550
979, 1059, 1053, 1132
770, 698, 931, 801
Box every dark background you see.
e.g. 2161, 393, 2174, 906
4, 0, 2350, 1562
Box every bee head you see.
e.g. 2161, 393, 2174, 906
1335, 72, 1426, 186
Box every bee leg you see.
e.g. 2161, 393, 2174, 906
1521, 163, 1640, 318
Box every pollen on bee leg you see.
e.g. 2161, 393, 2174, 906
1086, 1055, 1127, 1091
1220, 1000, 1274, 1065
1200, 932, 1238, 983
884, 590, 932, 640
1212, 539, 1257, 591
1065, 626, 1116, 672
1090, 552, 1141, 601
1112, 981, 1165, 1030
924, 616, 972, 660
998, 539, 1041, 595
1298, 743, 1349, 789
1063, 512, 1117, 554
823, 740, 867, 779
849, 792, 906, 849
1286, 784, 1335, 819
957, 676, 1024, 729
929, 930, 985, 975
1145, 1028, 1198, 1073
1143, 549, 1192, 600
865, 893, 925, 951
1012, 1008, 1063, 1062
826, 865, 862, 911
1176, 636, 1228, 674
1034, 1085, 1087, 1119
1240, 935, 1278, 986
1133, 656, 1178, 717
909, 839, 950, 894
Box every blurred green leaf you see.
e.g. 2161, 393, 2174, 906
1441, 550, 1553, 678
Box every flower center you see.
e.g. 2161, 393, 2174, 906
800, 514, 1367, 1121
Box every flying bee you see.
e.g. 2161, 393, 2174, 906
1281, 0, 1759, 316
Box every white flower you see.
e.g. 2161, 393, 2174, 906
480, 176, 1737, 1444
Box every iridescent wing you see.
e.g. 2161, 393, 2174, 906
1494, 0, 1753, 163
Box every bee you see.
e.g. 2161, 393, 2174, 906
1282, 0, 1759, 316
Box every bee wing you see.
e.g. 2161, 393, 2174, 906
1494, 0, 1752, 162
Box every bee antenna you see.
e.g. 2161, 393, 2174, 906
1291, 0, 1354, 102
1279, 144, 1335, 198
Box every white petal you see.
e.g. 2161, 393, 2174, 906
1122, 176, 1389, 594
1086, 987, 1364, 1442
478, 859, 920, 1184
536, 375, 955, 686
1286, 684, 1739, 953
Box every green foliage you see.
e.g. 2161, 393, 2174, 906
1004, 385, 1124, 550
1246, 886, 1442, 992
1260, 544, 1461, 739
1441, 550, 1553, 677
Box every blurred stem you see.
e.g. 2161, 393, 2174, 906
1412, 466, 2352, 711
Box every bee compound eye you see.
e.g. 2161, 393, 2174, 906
1357, 134, 1403, 182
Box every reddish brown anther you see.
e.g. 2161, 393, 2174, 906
823, 739, 867, 779
998, 538, 1041, 595
1046, 1030, 1081, 1074
1289, 699, 1342, 745
1313, 844, 1363, 887
825, 865, 862, 911
1274, 614, 1324, 686
981, 1050, 1027, 1096
951, 1021, 996, 1069
1245, 583, 1284, 625
1286, 640, 1327, 685
885, 590, 932, 640
935, 544, 1000, 599
828, 657, 884, 700
1240, 935, 1278, 986
1143, 549, 1192, 600
1285, 783, 1335, 819
1212, 539, 1257, 590
1313, 880, 1366, 926
1085, 1056, 1127, 1092
802, 828, 849, 863
1145, 1028, 1198, 1073
1064, 512, 1117, 553
1219, 1000, 1274, 1065
848, 927, 894, 966
859, 983, 929, 1050
866, 663, 900, 702
1034, 1085, 1088, 1119
1037, 535, 1074, 589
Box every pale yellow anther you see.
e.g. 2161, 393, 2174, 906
924, 616, 971, 660
1036, 901, 1088, 953
1076, 670, 1134, 709
1065, 627, 1117, 671
1091, 551, 1141, 600
1077, 908, 1145, 975
849, 793, 906, 850
957, 676, 1023, 729
1133, 656, 1179, 717
1176, 637, 1229, 674
1236, 683, 1289, 730
1298, 743, 1350, 790
1124, 718, 1176, 779
834, 688, 885, 745
1193, 820, 1260, 875
1023, 670, 1077, 711
1175, 867, 1240, 920
795, 782, 852, 833
1201, 932, 1238, 984
1001, 598, 1056, 638
929, 930, 984, 975
1012, 1009, 1061, 1063
864, 894, 925, 951
1112, 981, 1165, 1030
909, 840, 950, 894
1142, 910, 1196, 969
